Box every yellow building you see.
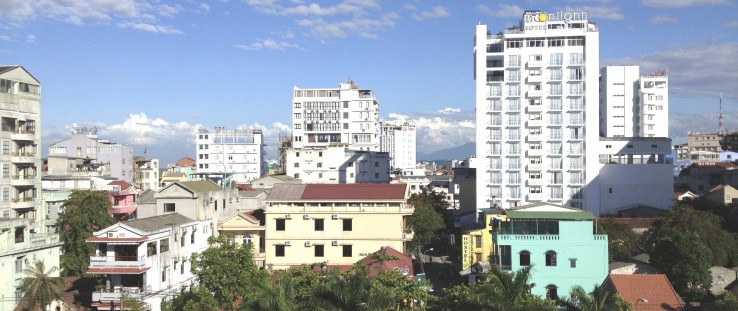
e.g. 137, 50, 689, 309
263, 183, 414, 270
461, 208, 503, 270
218, 210, 267, 268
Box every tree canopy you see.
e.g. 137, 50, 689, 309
650, 231, 713, 299
407, 187, 451, 252
56, 190, 115, 276
18, 260, 66, 311
598, 218, 642, 263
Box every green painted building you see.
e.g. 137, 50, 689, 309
491, 203, 608, 300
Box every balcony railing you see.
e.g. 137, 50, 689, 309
89, 255, 146, 268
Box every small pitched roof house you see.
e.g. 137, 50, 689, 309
602, 274, 684, 310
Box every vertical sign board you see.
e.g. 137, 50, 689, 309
462, 235, 470, 269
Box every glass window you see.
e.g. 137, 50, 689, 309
314, 219, 324, 231
314, 244, 324, 257
275, 245, 285, 257
520, 251, 531, 266
545, 251, 557, 266
342, 245, 352, 257
276, 219, 286, 231
343, 219, 352, 231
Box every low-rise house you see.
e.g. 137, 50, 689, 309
703, 184, 738, 206
1, 218, 61, 311
86, 213, 212, 311
460, 208, 501, 272
217, 211, 266, 268
710, 266, 738, 296
138, 180, 237, 223
602, 274, 684, 310
105, 180, 138, 221
490, 203, 608, 300
263, 183, 413, 270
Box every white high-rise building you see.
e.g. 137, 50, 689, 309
599, 66, 669, 138
379, 121, 416, 171
195, 128, 265, 185
292, 80, 379, 151
474, 11, 600, 210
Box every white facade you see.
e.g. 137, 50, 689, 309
47, 127, 134, 183
596, 138, 674, 215
639, 72, 669, 138
195, 128, 265, 185
87, 214, 212, 311
134, 157, 160, 191
0, 66, 42, 221
0, 218, 61, 311
292, 80, 380, 151
285, 146, 390, 184
474, 11, 600, 211
600, 66, 669, 138
379, 121, 417, 171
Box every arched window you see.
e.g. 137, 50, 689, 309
545, 284, 558, 300
242, 234, 253, 246
545, 250, 557, 266
519, 250, 531, 266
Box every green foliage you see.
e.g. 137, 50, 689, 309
121, 292, 146, 311
556, 284, 632, 311
598, 218, 642, 263
407, 187, 449, 251
56, 190, 115, 276
190, 234, 267, 310
161, 286, 218, 311
704, 293, 738, 311
650, 231, 712, 299
18, 260, 66, 311
649, 205, 738, 267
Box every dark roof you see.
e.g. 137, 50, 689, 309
597, 218, 658, 230
0, 65, 19, 74
267, 184, 407, 201
123, 213, 196, 232
137, 189, 156, 203
179, 180, 222, 192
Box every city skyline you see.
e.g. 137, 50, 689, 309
1, 0, 736, 165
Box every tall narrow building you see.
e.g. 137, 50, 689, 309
474, 11, 599, 210
379, 121, 416, 171
195, 128, 265, 185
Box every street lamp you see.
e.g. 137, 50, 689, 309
635, 298, 648, 311
420, 248, 434, 274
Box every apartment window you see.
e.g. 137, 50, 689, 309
147, 242, 157, 256
294, 124, 301, 130
293, 113, 301, 119
475, 235, 482, 248
181, 232, 185, 247
3, 187, 9, 201
2, 164, 8, 178
520, 251, 531, 266
546, 285, 558, 300
545, 251, 557, 266
275, 245, 285, 257
181, 261, 185, 274
0, 79, 13, 93
294, 103, 301, 108
570, 258, 577, 268
343, 219, 352, 231
164, 203, 175, 212
191, 231, 195, 244
314, 219, 324, 231
242, 234, 252, 246
342, 245, 352, 257
160, 239, 169, 253
14, 227, 24, 243
276, 218, 286, 231
309, 244, 323, 257
317, 162, 322, 168
15, 256, 23, 273
162, 268, 167, 282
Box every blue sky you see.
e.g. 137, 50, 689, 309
1, 0, 737, 165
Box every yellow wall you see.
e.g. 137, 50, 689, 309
461, 213, 496, 269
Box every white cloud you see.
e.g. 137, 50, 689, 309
476, 4, 524, 18
651, 14, 678, 24
297, 15, 396, 39
723, 20, 738, 29
25, 34, 35, 43
0, 35, 10, 41
642, 0, 730, 8
603, 42, 738, 100
118, 22, 184, 34
438, 107, 461, 114
234, 38, 299, 51
411, 5, 450, 21
199, 3, 211, 13
158, 4, 183, 17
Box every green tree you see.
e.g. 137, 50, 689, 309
161, 287, 218, 311
121, 292, 146, 311
704, 292, 738, 311
18, 260, 66, 311
598, 218, 642, 263
556, 284, 632, 311
407, 188, 446, 252
650, 231, 712, 299
190, 234, 267, 310
56, 190, 115, 276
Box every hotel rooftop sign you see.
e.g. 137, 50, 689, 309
524, 10, 588, 23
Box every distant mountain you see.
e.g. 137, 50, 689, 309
418, 142, 476, 162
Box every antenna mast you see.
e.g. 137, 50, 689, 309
719, 93, 725, 134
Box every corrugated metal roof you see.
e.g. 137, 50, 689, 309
267, 183, 407, 201
123, 213, 196, 232
180, 180, 221, 193
504, 210, 595, 220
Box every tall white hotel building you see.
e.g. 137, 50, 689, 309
474, 11, 599, 210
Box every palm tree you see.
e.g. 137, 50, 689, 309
18, 260, 66, 311
467, 265, 556, 311
556, 284, 631, 311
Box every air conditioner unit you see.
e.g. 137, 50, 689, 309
332, 240, 339, 246
108, 232, 115, 238
331, 214, 340, 220
304, 241, 312, 247
284, 241, 291, 246
285, 214, 292, 219
303, 214, 311, 220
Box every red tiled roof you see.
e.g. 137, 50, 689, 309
300, 184, 407, 200
86, 267, 149, 274
108, 180, 132, 189
242, 211, 258, 221
607, 274, 683, 310
358, 246, 414, 277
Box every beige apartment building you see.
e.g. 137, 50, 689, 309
263, 183, 414, 270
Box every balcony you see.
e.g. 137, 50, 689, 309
569, 149, 584, 155
488, 135, 502, 141
487, 76, 504, 84
568, 90, 584, 97
527, 105, 543, 112
506, 121, 521, 128
528, 178, 544, 186
110, 204, 137, 215
11, 175, 35, 186
527, 120, 544, 127
527, 149, 544, 157
569, 165, 585, 171
528, 90, 544, 97
508, 91, 522, 97
506, 165, 521, 171
488, 92, 503, 98
402, 230, 414, 241
12, 197, 34, 209
508, 179, 521, 185
568, 104, 585, 111
528, 60, 543, 68
549, 179, 564, 185
528, 193, 544, 201
92, 287, 145, 304
89, 255, 147, 271
507, 135, 521, 141
568, 135, 585, 141
488, 179, 503, 185
489, 104, 503, 112
528, 134, 543, 142
569, 119, 584, 126
548, 165, 563, 171
11, 130, 34, 141
11, 152, 36, 163
507, 61, 521, 68
488, 165, 502, 171
570, 179, 585, 185
527, 164, 543, 171
527, 75, 543, 83
549, 135, 563, 141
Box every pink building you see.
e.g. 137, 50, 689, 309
106, 180, 138, 221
